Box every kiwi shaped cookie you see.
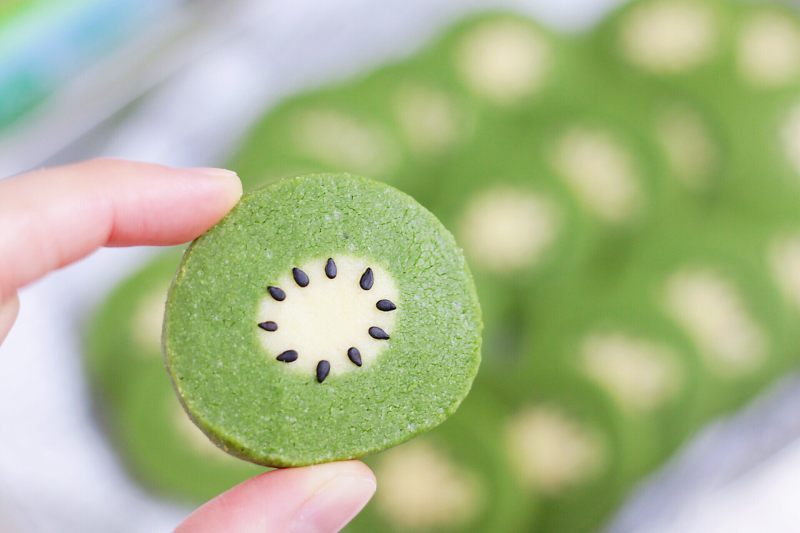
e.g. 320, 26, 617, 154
230, 84, 405, 190
85, 251, 262, 502
526, 275, 703, 466
348, 385, 528, 533
485, 369, 630, 533
433, 12, 579, 111
587, 0, 800, 215
227, 64, 469, 209
621, 215, 797, 421
568, 33, 729, 209
117, 365, 266, 503
424, 115, 591, 372
163, 173, 482, 467
85, 252, 181, 407
684, 207, 800, 367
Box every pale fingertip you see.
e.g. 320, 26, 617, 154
175, 461, 375, 533
186, 167, 243, 201
186, 167, 240, 180
290, 470, 377, 533
0, 159, 246, 294
0, 294, 20, 346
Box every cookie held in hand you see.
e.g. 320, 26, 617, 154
163, 173, 482, 467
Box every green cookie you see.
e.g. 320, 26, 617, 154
229, 82, 406, 190
428, 12, 581, 112
164, 173, 482, 467
484, 370, 629, 533
348, 385, 528, 532
85, 251, 262, 503
116, 366, 266, 503
587, 0, 800, 215
623, 215, 797, 418
687, 207, 800, 365
228, 47, 480, 208
527, 275, 703, 464
85, 252, 180, 407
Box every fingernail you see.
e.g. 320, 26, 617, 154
290, 474, 377, 533
0, 294, 20, 346
187, 167, 239, 179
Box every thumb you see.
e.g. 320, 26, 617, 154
176, 461, 376, 533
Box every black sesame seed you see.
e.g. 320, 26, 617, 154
369, 326, 390, 340
277, 350, 298, 363
359, 268, 374, 290
316, 360, 331, 383
376, 299, 396, 312
258, 321, 278, 332
292, 268, 309, 287
325, 258, 337, 279
347, 347, 362, 367
267, 286, 286, 301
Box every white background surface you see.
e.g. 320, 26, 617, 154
2, 1, 800, 531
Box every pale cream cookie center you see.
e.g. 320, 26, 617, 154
505, 405, 605, 495
257, 256, 399, 382
663, 268, 767, 377
132, 284, 169, 354
457, 19, 550, 104
393, 83, 465, 155
459, 186, 561, 273
781, 104, 800, 177
620, 0, 718, 74
737, 11, 800, 88
654, 105, 718, 189
552, 127, 642, 223
375, 439, 484, 529
768, 234, 800, 309
581, 331, 682, 413
172, 403, 242, 463
290, 109, 399, 176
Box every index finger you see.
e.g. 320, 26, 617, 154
0, 158, 242, 300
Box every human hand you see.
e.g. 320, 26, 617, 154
0, 159, 376, 532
